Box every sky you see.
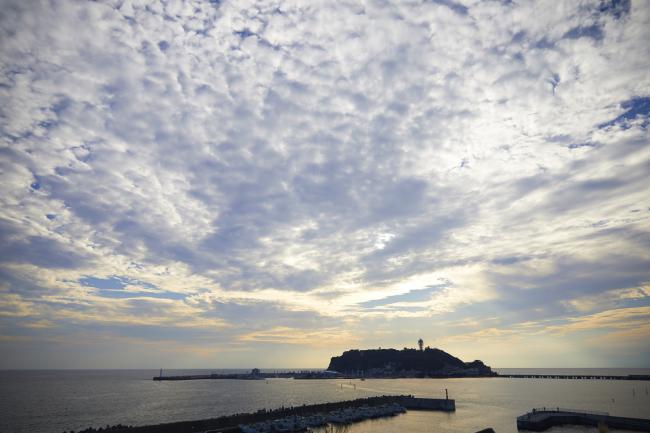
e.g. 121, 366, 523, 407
0, 0, 649, 369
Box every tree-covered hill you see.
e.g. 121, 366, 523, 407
327, 347, 495, 377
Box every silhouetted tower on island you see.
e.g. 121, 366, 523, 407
418, 338, 424, 351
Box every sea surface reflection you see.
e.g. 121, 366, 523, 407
0, 369, 648, 433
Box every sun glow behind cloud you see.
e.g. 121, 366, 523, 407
0, 0, 649, 368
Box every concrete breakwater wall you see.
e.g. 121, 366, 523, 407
500, 374, 650, 381
153, 373, 264, 381
65, 395, 451, 433
400, 396, 455, 411
153, 371, 330, 381
517, 409, 650, 432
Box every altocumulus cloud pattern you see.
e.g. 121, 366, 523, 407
0, 0, 649, 368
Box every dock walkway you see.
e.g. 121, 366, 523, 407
500, 374, 650, 381
517, 408, 650, 432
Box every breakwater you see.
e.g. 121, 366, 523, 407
152, 371, 338, 381
64, 395, 453, 433
401, 396, 455, 411
517, 408, 650, 431
153, 373, 264, 381
499, 374, 650, 381
154, 372, 650, 381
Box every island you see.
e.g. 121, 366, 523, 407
153, 341, 498, 381
327, 344, 497, 378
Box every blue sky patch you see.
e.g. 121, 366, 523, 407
430, 0, 468, 15
563, 24, 604, 41
94, 289, 186, 300
234, 29, 255, 39
360, 284, 448, 309
79, 275, 157, 290
599, 97, 650, 129
79, 275, 184, 300
598, 0, 630, 19
568, 142, 598, 149
80, 276, 129, 290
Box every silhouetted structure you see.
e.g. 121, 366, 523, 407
517, 408, 650, 431
418, 338, 424, 351
499, 373, 650, 381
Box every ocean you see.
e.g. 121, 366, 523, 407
1, 368, 649, 433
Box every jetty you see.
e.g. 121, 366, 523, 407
499, 374, 650, 381
153, 369, 342, 381
402, 396, 455, 411
154, 371, 650, 381
517, 408, 650, 432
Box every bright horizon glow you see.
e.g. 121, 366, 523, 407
1, 0, 649, 369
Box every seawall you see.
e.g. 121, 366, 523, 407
400, 396, 455, 411
517, 409, 650, 432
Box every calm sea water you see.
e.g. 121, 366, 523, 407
0, 368, 649, 433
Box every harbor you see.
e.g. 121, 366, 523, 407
61, 395, 455, 433
237, 401, 407, 433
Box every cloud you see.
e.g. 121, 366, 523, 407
564, 285, 649, 313
238, 326, 358, 347
1, 0, 649, 367
547, 306, 650, 335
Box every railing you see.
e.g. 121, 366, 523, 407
528, 407, 609, 416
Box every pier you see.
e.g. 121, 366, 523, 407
153, 370, 342, 381
155, 371, 650, 381
499, 374, 650, 381
517, 408, 650, 432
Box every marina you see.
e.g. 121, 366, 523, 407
63, 395, 454, 433
237, 401, 407, 433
